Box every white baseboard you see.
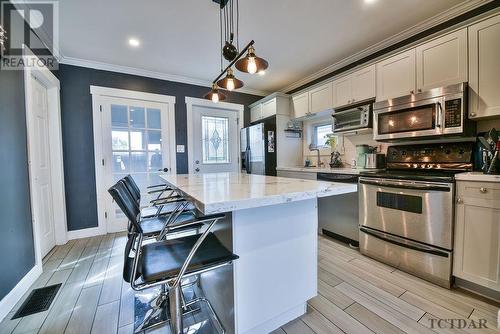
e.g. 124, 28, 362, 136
67, 226, 106, 240
0, 264, 42, 322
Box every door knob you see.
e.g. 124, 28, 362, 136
195, 160, 200, 164
158, 168, 169, 172
195, 168, 200, 172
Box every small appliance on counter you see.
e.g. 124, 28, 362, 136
356, 145, 370, 168
475, 128, 500, 174
365, 147, 386, 169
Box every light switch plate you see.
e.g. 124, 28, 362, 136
176, 145, 185, 153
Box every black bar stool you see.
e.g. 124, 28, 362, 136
109, 182, 238, 333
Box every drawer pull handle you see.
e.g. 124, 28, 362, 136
479, 187, 487, 193
457, 198, 463, 204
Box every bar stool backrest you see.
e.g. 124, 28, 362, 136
108, 181, 142, 234
123, 175, 141, 203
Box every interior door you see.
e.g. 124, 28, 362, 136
192, 104, 239, 174
99, 96, 174, 232
29, 76, 56, 257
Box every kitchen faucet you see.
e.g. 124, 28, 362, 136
309, 144, 321, 167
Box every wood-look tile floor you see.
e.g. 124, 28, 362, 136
1, 233, 499, 334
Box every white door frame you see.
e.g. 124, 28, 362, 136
185, 97, 244, 173
90, 86, 177, 233
23, 47, 68, 267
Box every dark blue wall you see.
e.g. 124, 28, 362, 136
58, 64, 261, 231
0, 68, 36, 300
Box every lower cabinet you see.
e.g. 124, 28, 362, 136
453, 181, 500, 292
277, 170, 317, 180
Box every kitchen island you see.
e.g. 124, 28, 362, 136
159, 172, 356, 334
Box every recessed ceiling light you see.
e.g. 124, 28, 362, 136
128, 38, 140, 47
364, 0, 377, 4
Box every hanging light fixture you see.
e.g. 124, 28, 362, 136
217, 68, 243, 91
235, 45, 268, 74
204, 0, 269, 102
204, 83, 226, 103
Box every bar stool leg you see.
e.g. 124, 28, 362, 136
169, 285, 183, 334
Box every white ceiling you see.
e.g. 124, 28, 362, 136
58, 0, 479, 95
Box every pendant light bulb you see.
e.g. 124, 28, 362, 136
226, 78, 235, 91
212, 93, 219, 103
247, 57, 257, 74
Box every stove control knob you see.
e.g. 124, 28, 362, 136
421, 164, 426, 169
413, 164, 418, 169
427, 164, 433, 169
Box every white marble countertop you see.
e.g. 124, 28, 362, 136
455, 172, 500, 183
159, 172, 357, 214
276, 166, 378, 175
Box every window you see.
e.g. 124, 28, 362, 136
202, 116, 230, 164
313, 123, 333, 147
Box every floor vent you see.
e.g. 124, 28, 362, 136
12, 283, 62, 319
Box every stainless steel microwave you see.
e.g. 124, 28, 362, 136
373, 83, 475, 141
331, 102, 372, 134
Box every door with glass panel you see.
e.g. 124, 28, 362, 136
192, 105, 239, 174
100, 97, 174, 232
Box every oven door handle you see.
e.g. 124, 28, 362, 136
359, 178, 451, 192
359, 227, 449, 258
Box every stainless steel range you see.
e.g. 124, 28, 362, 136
358, 142, 474, 288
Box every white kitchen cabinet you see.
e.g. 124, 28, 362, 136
261, 98, 277, 119
291, 92, 309, 119
454, 181, 500, 292
332, 75, 352, 107
416, 29, 467, 92
468, 15, 500, 119
250, 104, 262, 123
309, 82, 333, 114
332, 65, 376, 108
351, 65, 376, 103
376, 49, 416, 101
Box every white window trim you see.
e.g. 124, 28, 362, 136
90, 86, 177, 235
185, 97, 244, 173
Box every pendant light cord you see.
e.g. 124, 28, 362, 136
219, 6, 223, 72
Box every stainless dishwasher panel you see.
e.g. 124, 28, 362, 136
358, 177, 454, 250
359, 227, 452, 288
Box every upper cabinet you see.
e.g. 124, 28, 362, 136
309, 82, 333, 114
331, 65, 376, 109
376, 49, 416, 101
351, 65, 376, 103
250, 93, 291, 123
416, 29, 467, 92
291, 92, 309, 119
468, 15, 500, 119
250, 104, 262, 123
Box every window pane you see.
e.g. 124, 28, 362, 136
130, 129, 146, 150
112, 129, 129, 150
130, 152, 148, 172
315, 124, 332, 147
147, 108, 161, 129
111, 105, 128, 127
202, 116, 229, 164
148, 130, 162, 151
130, 107, 145, 128
148, 151, 162, 171
112, 152, 130, 173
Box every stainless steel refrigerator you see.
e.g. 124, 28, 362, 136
240, 119, 276, 176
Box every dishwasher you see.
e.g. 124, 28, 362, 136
317, 173, 359, 247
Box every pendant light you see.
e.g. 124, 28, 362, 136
217, 68, 243, 91
235, 45, 268, 74
204, 83, 226, 103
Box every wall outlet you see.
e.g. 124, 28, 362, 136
176, 145, 185, 153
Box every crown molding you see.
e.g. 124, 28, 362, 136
280, 0, 494, 93
59, 56, 268, 97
